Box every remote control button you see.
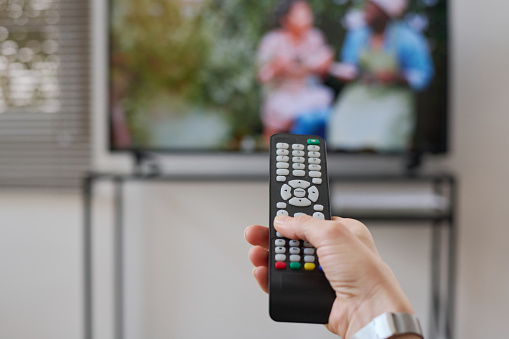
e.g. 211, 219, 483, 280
275, 239, 286, 246
307, 139, 320, 145
277, 210, 289, 216
292, 157, 305, 163
275, 254, 286, 262
292, 163, 305, 170
276, 149, 289, 156
309, 158, 321, 165
303, 241, 313, 247
275, 247, 286, 254
294, 212, 306, 217
276, 143, 289, 149
277, 202, 287, 209
289, 262, 301, 270
294, 188, 306, 198
313, 212, 325, 220
292, 144, 305, 150
308, 186, 319, 202
276, 162, 289, 169
308, 151, 320, 158
309, 171, 322, 178
276, 176, 286, 182
304, 248, 315, 255
314, 204, 324, 211
288, 180, 311, 188
292, 150, 305, 156
289, 240, 300, 247
309, 164, 321, 171
275, 262, 286, 270
293, 170, 305, 177
276, 156, 289, 162
312, 178, 323, 185
307, 145, 320, 151
289, 247, 300, 254
290, 255, 301, 262
289, 197, 311, 207
276, 169, 289, 176
280, 184, 292, 200
304, 255, 315, 263
276, 232, 283, 237
304, 263, 316, 271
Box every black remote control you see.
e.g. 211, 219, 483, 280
269, 133, 335, 324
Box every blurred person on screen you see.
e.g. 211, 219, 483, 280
327, 0, 434, 152
257, 0, 334, 142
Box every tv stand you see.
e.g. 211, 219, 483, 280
82, 172, 456, 339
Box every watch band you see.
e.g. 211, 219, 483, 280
350, 313, 423, 339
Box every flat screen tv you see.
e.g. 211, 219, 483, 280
109, 0, 448, 155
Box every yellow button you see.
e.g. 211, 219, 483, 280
304, 263, 316, 271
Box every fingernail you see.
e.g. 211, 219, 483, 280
274, 215, 291, 225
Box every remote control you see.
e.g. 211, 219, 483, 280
268, 133, 335, 324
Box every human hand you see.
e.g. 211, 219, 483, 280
245, 215, 415, 339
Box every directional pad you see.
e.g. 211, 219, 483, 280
308, 186, 319, 202
280, 184, 292, 200
289, 197, 312, 207
288, 180, 311, 189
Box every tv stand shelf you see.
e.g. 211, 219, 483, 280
82, 172, 456, 339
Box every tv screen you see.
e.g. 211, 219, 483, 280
109, 0, 448, 154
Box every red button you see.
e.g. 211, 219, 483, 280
275, 262, 286, 270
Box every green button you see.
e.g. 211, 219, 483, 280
307, 139, 320, 145
289, 262, 301, 270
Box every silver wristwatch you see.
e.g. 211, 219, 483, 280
350, 313, 423, 339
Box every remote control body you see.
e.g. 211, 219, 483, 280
269, 133, 335, 324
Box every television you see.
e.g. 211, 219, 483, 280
109, 0, 448, 157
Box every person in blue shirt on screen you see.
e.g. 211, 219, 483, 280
327, 0, 434, 152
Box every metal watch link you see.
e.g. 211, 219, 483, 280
350, 312, 424, 339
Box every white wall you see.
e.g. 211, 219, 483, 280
1, 0, 509, 338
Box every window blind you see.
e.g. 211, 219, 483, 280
0, 0, 90, 189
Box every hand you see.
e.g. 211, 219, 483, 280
245, 215, 415, 339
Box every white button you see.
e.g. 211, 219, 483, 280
280, 184, 292, 200
304, 255, 315, 263
289, 197, 312, 207
276, 156, 289, 162
275, 247, 286, 254
290, 255, 301, 262
309, 158, 321, 164
292, 157, 305, 163
292, 163, 305, 170
304, 248, 315, 255
293, 170, 305, 177
277, 162, 289, 169
275, 239, 286, 246
294, 212, 306, 217
303, 241, 313, 247
292, 144, 305, 150
277, 210, 289, 216
313, 178, 323, 185
276, 232, 283, 237
309, 164, 321, 171
309, 171, 322, 178
289, 240, 300, 247
308, 186, 319, 202
308, 151, 320, 158
276, 149, 289, 156
307, 145, 320, 151
276, 143, 289, 149
314, 204, 324, 211
276, 176, 286, 182
276, 169, 289, 176
277, 202, 287, 209
275, 254, 286, 262
288, 180, 311, 188
289, 247, 300, 254
294, 188, 306, 198
313, 212, 325, 220
292, 150, 305, 156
